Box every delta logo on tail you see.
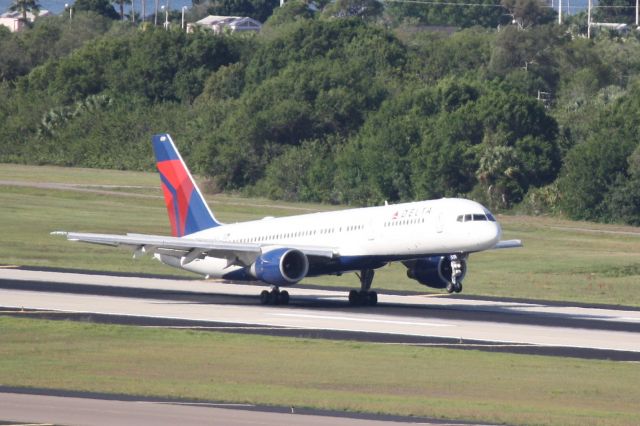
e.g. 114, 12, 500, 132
152, 134, 220, 237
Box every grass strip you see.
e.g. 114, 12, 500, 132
0, 316, 639, 425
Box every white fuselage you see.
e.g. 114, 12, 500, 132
158, 198, 502, 278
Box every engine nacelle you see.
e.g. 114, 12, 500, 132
403, 256, 467, 289
251, 248, 309, 286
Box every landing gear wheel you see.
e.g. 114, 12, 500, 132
368, 291, 378, 306
349, 290, 377, 306
349, 290, 359, 306
269, 289, 280, 305
349, 269, 378, 307
259, 288, 289, 305
279, 290, 290, 305
448, 254, 466, 294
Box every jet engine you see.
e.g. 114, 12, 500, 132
403, 256, 467, 289
251, 248, 309, 286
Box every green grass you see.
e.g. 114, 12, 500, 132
0, 316, 639, 426
1, 163, 640, 305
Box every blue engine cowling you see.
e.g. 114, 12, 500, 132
251, 248, 309, 286
403, 256, 467, 289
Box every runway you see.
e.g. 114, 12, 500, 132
1, 267, 639, 360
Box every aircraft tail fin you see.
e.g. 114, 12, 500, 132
152, 133, 221, 237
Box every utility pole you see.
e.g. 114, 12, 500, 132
558, 0, 562, 24
636, 0, 639, 26
165, 0, 170, 29
588, 0, 592, 38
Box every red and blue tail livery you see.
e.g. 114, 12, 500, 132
152, 134, 220, 236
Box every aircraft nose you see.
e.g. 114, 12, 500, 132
491, 221, 502, 245
477, 221, 501, 249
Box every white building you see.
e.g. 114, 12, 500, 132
187, 15, 262, 34
0, 9, 52, 32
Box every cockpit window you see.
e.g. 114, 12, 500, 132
458, 213, 493, 222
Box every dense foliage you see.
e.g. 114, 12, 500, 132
1, 1, 639, 225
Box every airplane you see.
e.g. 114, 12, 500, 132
54, 133, 522, 306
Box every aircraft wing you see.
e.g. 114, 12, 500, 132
52, 231, 338, 267
492, 239, 523, 249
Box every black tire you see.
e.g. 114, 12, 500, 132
260, 290, 270, 305
446, 282, 455, 293
270, 290, 280, 305
348, 290, 358, 306
368, 291, 378, 306
454, 283, 463, 293
280, 290, 290, 305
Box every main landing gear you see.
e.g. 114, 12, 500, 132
260, 287, 289, 305
445, 254, 464, 294
349, 269, 378, 306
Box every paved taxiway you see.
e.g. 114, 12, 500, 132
1, 268, 639, 359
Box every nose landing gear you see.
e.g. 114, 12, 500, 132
446, 254, 465, 293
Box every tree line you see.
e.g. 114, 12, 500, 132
1, 0, 639, 225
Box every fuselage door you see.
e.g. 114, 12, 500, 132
436, 210, 444, 233
367, 214, 378, 241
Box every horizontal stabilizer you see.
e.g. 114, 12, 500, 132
492, 239, 523, 249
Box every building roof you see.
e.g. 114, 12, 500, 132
195, 15, 261, 29
1, 9, 52, 21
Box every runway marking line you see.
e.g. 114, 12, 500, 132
418, 293, 453, 298
270, 312, 454, 327
1, 424, 54, 426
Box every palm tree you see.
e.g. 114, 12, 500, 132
112, 0, 125, 20
9, 0, 41, 24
